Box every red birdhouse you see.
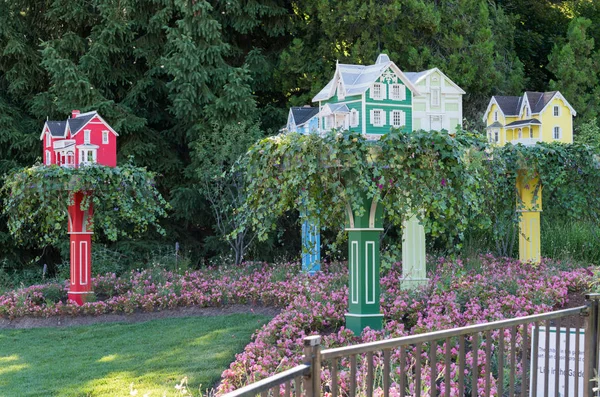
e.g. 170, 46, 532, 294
40, 110, 118, 168
40, 110, 118, 305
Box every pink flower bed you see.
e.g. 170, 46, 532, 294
0, 255, 593, 395
216, 256, 593, 395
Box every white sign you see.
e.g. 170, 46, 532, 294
530, 326, 585, 397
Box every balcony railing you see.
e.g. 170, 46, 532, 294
510, 137, 541, 146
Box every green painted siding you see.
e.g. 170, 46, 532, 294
322, 68, 417, 136
365, 103, 412, 134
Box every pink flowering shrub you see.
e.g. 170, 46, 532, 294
216, 256, 593, 395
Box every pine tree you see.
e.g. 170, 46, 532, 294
548, 17, 600, 123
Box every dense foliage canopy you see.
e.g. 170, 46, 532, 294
244, 130, 600, 251
2, 164, 168, 245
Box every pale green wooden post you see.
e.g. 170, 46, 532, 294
401, 214, 429, 289
344, 192, 384, 334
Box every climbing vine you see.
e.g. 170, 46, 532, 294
243, 129, 490, 248
243, 130, 600, 253
2, 163, 169, 246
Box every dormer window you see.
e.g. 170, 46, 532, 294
553, 106, 560, 117
102, 131, 109, 144
338, 81, 345, 100
84, 130, 91, 144
390, 84, 406, 101
371, 83, 384, 100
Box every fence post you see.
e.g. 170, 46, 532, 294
303, 335, 322, 397
584, 293, 600, 397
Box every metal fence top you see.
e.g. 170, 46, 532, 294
321, 306, 586, 360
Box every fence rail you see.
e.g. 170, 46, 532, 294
222, 293, 600, 397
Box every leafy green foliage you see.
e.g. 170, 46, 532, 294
243, 129, 600, 256
244, 129, 490, 250
2, 164, 168, 246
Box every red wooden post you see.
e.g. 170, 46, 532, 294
67, 192, 94, 304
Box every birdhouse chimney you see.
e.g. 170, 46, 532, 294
72, 110, 80, 118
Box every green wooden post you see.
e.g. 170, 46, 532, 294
345, 192, 384, 334
401, 214, 428, 289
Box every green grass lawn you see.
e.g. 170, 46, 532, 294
0, 314, 270, 397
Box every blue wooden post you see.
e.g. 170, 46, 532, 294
301, 211, 321, 274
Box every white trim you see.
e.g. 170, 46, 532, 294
539, 92, 576, 117
70, 242, 75, 285
67, 291, 95, 295
345, 227, 384, 231
365, 241, 376, 304
364, 102, 412, 108
84, 129, 91, 144
519, 93, 531, 118
351, 241, 359, 304
102, 130, 109, 144
408, 68, 465, 94
344, 313, 384, 318
79, 241, 88, 285
362, 93, 366, 134
482, 97, 504, 123
70, 112, 119, 137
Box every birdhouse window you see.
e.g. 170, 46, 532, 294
371, 83, 383, 100
390, 84, 406, 101
431, 88, 440, 107
553, 106, 560, 117
391, 110, 405, 128
102, 130, 109, 144
45, 150, 51, 165
553, 126, 561, 140
66, 151, 74, 166
84, 130, 91, 144
371, 109, 385, 127
46, 132, 51, 147
350, 109, 359, 128
494, 111, 498, 122
494, 130, 499, 142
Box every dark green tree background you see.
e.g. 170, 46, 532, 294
0, 0, 598, 272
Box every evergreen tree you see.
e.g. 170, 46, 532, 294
548, 17, 600, 124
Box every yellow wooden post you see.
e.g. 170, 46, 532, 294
516, 170, 541, 263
